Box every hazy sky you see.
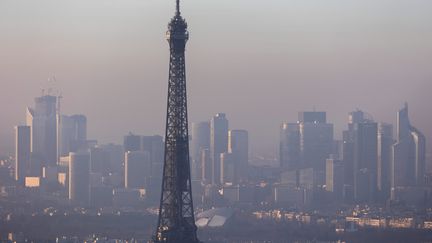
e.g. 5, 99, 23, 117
0, 0, 431, 155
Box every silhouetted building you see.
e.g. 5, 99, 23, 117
353, 121, 378, 202
377, 123, 393, 201
69, 152, 90, 206
26, 95, 58, 167
391, 104, 426, 199
210, 113, 228, 185
326, 159, 344, 199
123, 133, 141, 152
90, 147, 110, 175
299, 112, 334, 174
280, 122, 301, 169
191, 121, 210, 180
58, 114, 87, 156
228, 129, 249, 183
15, 126, 31, 184
220, 152, 235, 184
141, 135, 164, 163
125, 151, 151, 189
201, 148, 212, 184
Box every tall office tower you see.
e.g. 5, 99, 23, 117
392, 103, 426, 189
26, 95, 58, 167
123, 133, 141, 152
342, 110, 366, 187
220, 152, 235, 184
200, 148, 212, 183
125, 151, 151, 189
100, 143, 124, 175
298, 112, 333, 180
280, 122, 301, 169
69, 152, 90, 206
210, 113, 229, 185
353, 122, 378, 202
377, 123, 393, 200
141, 135, 164, 163
191, 122, 210, 180
153, 1, 200, 242
58, 114, 87, 157
90, 147, 110, 175
15, 126, 31, 184
326, 159, 344, 198
228, 129, 249, 183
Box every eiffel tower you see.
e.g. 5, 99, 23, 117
152, 0, 200, 242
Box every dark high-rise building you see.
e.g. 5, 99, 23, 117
299, 112, 333, 173
377, 123, 393, 200
280, 122, 301, 169
125, 151, 150, 189
210, 113, 229, 185
58, 114, 87, 156
353, 122, 378, 202
69, 152, 90, 206
228, 129, 249, 183
191, 122, 210, 180
26, 95, 58, 167
15, 126, 31, 184
153, 1, 200, 242
123, 133, 141, 152
326, 158, 344, 198
342, 110, 367, 187
141, 135, 164, 164
391, 104, 426, 191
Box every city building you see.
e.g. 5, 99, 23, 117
377, 123, 393, 201
326, 159, 344, 198
210, 113, 229, 185
125, 151, 151, 189
26, 95, 58, 167
228, 129, 249, 183
191, 121, 210, 180
15, 126, 31, 184
69, 152, 90, 206
280, 122, 301, 169
58, 114, 87, 157
353, 121, 378, 202
391, 103, 426, 199
123, 133, 141, 152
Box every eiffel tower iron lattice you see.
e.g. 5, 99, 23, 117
152, 0, 201, 242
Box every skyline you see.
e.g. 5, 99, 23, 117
1, 0, 432, 155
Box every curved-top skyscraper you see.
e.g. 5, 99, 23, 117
153, 1, 200, 242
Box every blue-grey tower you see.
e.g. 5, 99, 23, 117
153, 1, 200, 242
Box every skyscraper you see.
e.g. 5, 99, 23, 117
15, 126, 31, 184
153, 0, 200, 242
123, 133, 141, 152
353, 122, 378, 202
210, 113, 229, 185
26, 95, 58, 167
280, 122, 301, 169
125, 151, 151, 189
58, 114, 87, 157
228, 129, 249, 183
191, 121, 210, 180
69, 152, 90, 206
298, 112, 334, 173
326, 158, 344, 198
391, 104, 426, 189
377, 123, 393, 200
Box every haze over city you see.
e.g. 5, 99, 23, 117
1, 0, 431, 155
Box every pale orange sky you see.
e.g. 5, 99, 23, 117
0, 0, 431, 156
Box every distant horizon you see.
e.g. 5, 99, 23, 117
1, 0, 431, 158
